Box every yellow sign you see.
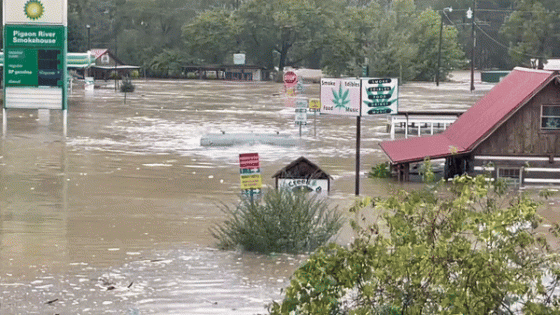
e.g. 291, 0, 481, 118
309, 98, 321, 110
240, 174, 263, 190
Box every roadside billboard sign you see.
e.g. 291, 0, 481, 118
320, 78, 361, 116
361, 78, 399, 115
3, 0, 68, 110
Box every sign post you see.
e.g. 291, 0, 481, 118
309, 98, 321, 137
320, 77, 399, 196
295, 98, 308, 137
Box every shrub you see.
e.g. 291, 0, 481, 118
120, 77, 135, 92
211, 189, 343, 254
271, 175, 560, 314
368, 162, 391, 178
109, 71, 120, 80
130, 70, 140, 79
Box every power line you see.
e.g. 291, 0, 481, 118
474, 22, 548, 60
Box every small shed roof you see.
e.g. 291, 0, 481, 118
272, 156, 331, 179
89, 48, 127, 66
380, 67, 557, 164
90, 49, 109, 60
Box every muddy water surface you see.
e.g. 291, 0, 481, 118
0, 76, 500, 314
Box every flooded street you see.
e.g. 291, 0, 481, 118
0, 75, 500, 314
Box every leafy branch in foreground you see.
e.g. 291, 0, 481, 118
212, 189, 343, 254
271, 174, 560, 314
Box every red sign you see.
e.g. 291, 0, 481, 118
239, 153, 260, 169
284, 71, 298, 87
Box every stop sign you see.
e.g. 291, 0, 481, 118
283, 71, 298, 87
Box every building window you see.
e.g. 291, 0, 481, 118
101, 54, 110, 64
497, 167, 521, 185
541, 105, 560, 130
498, 168, 520, 178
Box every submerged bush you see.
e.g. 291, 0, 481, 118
120, 77, 135, 92
211, 189, 343, 254
368, 162, 391, 178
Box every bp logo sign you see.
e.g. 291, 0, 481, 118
24, 0, 45, 20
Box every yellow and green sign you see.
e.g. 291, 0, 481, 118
239, 153, 263, 190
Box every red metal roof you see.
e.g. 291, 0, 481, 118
380, 68, 556, 164
89, 49, 109, 60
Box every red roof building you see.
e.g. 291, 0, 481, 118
87, 49, 140, 80
380, 67, 560, 185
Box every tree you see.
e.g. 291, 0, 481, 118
410, 9, 465, 81
365, 0, 420, 81
361, 1, 465, 82
500, 0, 559, 68
236, 0, 336, 72
182, 9, 239, 64
271, 174, 560, 314
149, 49, 189, 77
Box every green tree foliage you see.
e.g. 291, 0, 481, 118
411, 9, 466, 81
65, 0, 560, 78
212, 189, 343, 254
182, 9, 240, 64
363, 1, 465, 81
271, 175, 560, 314
364, 0, 419, 80
149, 49, 188, 77
500, 0, 559, 68
233, 0, 342, 72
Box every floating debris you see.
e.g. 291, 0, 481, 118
200, 133, 297, 147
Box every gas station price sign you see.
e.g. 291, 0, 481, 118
4, 24, 66, 88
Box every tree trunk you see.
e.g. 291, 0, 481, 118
278, 41, 291, 72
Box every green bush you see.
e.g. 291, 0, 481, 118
109, 71, 120, 80
130, 70, 140, 79
120, 77, 135, 92
271, 175, 560, 314
211, 189, 343, 254
368, 162, 391, 178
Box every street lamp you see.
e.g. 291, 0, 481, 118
86, 24, 91, 77
436, 7, 452, 86
86, 24, 91, 51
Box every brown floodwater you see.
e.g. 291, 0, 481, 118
2, 75, 555, 314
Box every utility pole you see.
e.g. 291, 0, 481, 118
468, 1, 476, 92
436, 7, 452, 86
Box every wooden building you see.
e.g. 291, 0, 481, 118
88, 49, 140, 80
182, 65, 269, 81
380, 67, 560, 186
272, 157, 332, 193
